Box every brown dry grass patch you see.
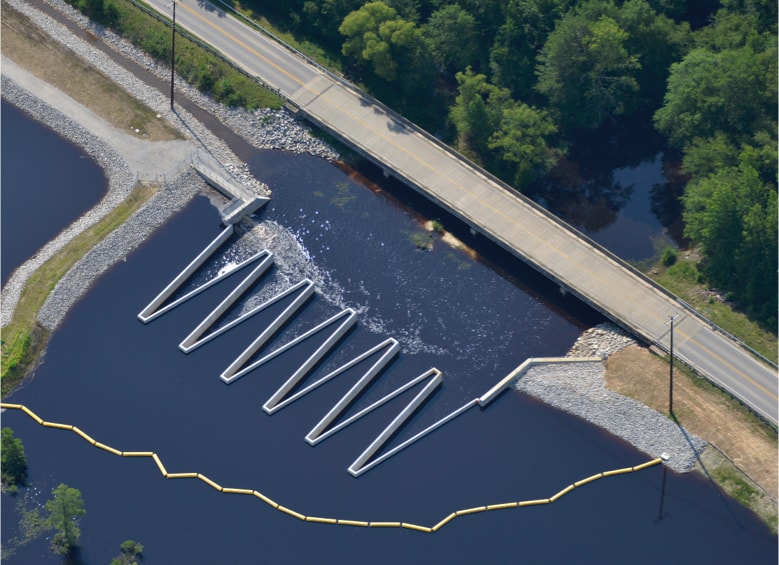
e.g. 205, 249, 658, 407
606, 344, 777, 528
1, 3, 180, 142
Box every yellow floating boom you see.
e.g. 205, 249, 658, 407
0, 402, 665, 534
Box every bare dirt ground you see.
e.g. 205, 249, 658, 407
1, 3, 180, 142
606, 344, 778, 528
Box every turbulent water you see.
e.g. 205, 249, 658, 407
1, 117, 775, 564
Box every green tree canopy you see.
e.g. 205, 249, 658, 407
536, 0, 689, 128
339, 1, 427, 81
613, 0, 690, 107
682, 164, 777, 322
1, 427, 28, 488
110, 539, 145, 565
488, 103, 564, 186
297, 0, 365, 43
45, 483, 86, 555
653, 43, 778, 147
489, 0, 573, 98
423, 4, 477, 72
449, 67, 511, 153
536, 8, 640, 128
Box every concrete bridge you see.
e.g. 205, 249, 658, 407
146, 0, 777, 425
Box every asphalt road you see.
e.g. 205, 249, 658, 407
145, 0, 778, 425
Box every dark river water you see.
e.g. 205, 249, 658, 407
1, 101, 107, 285
1, 110, 775, 563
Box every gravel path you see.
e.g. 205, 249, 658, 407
2, 0, 705, 472
1, 0, 336, 329
516, 323, 706, 473
0, 73, 138, 328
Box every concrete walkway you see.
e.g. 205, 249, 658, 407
2, 56, 195, 176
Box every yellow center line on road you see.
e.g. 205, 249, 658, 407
175, 2, 776, 409
309, 89, 639, 299
175, 4, 569, 272
675, 325, 778, 400
181, 3, 682, 336
176, 3, 619, 296
177, 1, 304, 88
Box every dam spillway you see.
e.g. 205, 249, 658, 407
138, 225, 618, 476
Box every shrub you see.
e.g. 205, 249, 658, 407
660, 246, 677, 266
1, 427, 28, 488
668, 260, 700, 283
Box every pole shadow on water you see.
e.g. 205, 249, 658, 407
655, 464, 668, 523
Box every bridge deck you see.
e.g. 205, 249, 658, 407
148, 0, 777, 425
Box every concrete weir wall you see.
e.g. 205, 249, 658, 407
261, 309, 358, 411
137, 225, 235, 323
478, 357, 603, 407
305, 339, 400, 442
179, 250, 274, 353
137, 227, 670, 477
220, 280, 316, 383
276, 338, 399, 417
349, 370, 443, 477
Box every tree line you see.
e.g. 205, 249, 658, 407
2, 427, 143, 562
63, 0, 777, 325
254, 0, 777, 328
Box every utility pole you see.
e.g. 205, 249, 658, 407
169, 1, 178, 110
668, 314, 679, 415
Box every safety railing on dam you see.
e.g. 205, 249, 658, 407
190, 151, 269, 224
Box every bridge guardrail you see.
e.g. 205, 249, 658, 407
133, 0, 776, 374
205, 1, 779, 366
128, 0, 285, 101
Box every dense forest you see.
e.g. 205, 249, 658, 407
68, 0, 776, 328
248, 0, 776, 328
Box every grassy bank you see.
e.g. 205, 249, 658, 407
1, 182, 158, 397
67, 0, 282, 110
646, 250, 777, 364
606, 345, 778, 532
0, 0, 284, 397
2, 2, 181, 142
226, 0, 345, 75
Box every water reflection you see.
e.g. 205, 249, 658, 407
1, 101, 106, 285
529, 122, 687, 262
1, 113, 775, 564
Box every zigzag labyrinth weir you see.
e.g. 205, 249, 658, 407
139, 225, 600, 476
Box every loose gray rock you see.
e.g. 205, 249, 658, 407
516, 323, 706, 473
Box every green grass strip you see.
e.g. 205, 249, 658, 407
1, 183, 157, 397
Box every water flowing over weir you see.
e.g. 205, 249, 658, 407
139, 223, 592, 476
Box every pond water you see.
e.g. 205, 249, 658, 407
1, 100, 107, 285
530, 124, 685, 263
1, 111, 775, 563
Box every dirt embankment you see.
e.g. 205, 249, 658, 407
605, 344, 777, 528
